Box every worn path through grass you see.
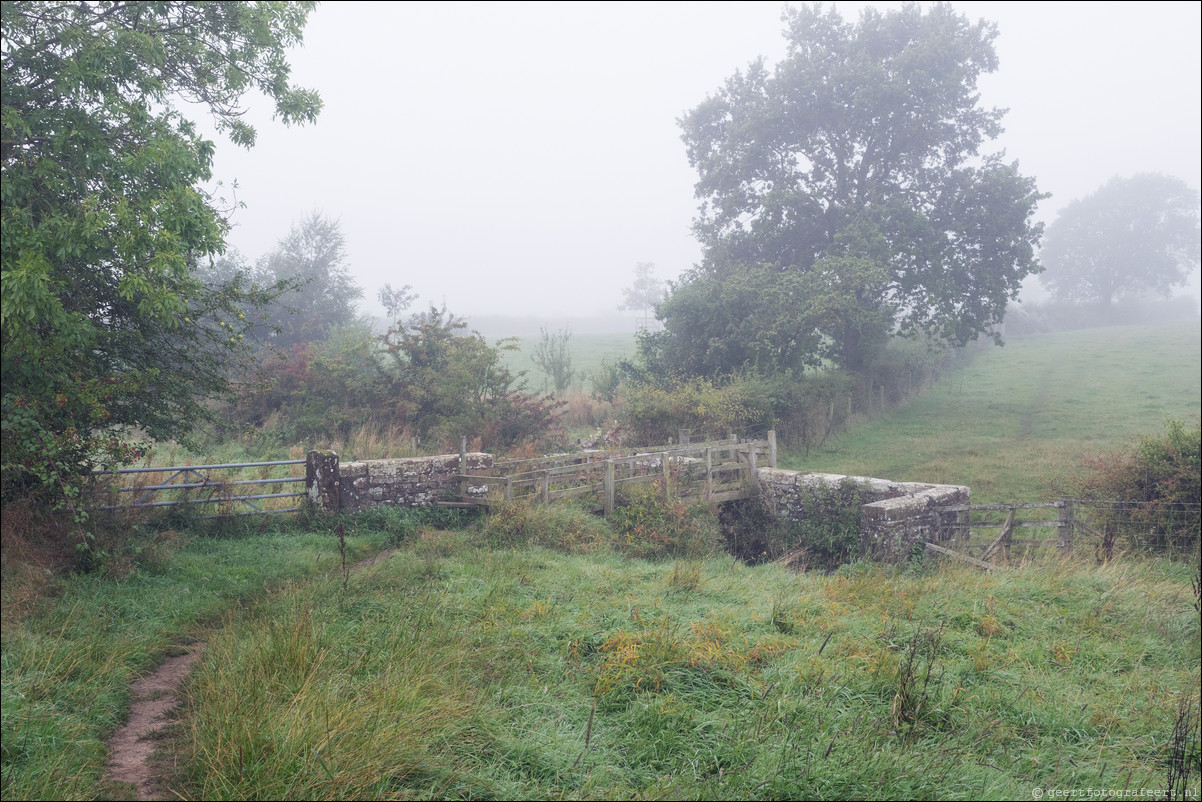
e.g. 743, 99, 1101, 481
99, 545, 400, 800
785, 323, 1201, 502
0, 523, 381, 801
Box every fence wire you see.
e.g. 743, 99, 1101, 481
1072, 499, 1200, 557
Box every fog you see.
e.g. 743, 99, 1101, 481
202, 1, 1202, 324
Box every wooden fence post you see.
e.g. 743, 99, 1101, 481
458, 435, 467, 500
1058, 499, 1075, 552
746, 447, 759, 495
705, 447, 713, 501
767, 430, 777, 469
661, 450, 670, 500
604, 460, 615, 515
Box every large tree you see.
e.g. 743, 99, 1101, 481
255, 211, 363, 348
618, 262, 666, 330
651, 3, 1044, 375
1039, 173, 1201, 309
1, 2, 321, 495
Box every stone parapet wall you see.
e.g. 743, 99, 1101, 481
758, 468, 969, 563
307, 450, 493, 513
305, 450, 968, 564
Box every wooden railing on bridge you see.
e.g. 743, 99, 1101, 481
447, 432, 776, 514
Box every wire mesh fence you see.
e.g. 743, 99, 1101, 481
1073, 499, 1200, 560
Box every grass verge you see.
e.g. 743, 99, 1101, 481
785, 323, 1201, 503
0, 516, 381, 800
168, 535, 1200, 800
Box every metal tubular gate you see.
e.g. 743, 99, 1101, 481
90, 459, 307, 518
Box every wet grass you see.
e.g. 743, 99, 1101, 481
784, 323, 1201, 503
0, 518, 379, 801
170, 533, 1199, 800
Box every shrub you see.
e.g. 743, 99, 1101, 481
608, 483, 722, 561
618, 376, 773, 445
222, 309, 566, 454
1070, 416, 1201, 554
479, 500, 613, 553
721, 480, 866, 569
590, 356, 623, 403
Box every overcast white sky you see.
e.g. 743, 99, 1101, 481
203, 1, 1202, 322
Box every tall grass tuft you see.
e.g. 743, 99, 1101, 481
608, 483, 723, 560
480, 499, 614, 553
178, 580, 483, 800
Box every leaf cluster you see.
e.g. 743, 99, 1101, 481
1070, 416, 1201, 554
652, 2, 1045, 376
1, 1, 321, 497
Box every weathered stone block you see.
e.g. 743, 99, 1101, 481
758, 467, 969, 564
310, 451, 495, 514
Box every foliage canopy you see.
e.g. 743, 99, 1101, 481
254, 211, 363, 348
645, 3, 1045, 375
1040, 173, 1201, 308
1, 1, 321, 495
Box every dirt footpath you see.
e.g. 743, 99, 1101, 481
103, 549, 398, 800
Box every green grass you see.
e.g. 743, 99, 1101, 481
500, 332, 636, 395
0, 517, 381, 800
784, 323, 1201, 502
170, 533, 1201, 800
4, 322, 1200, 799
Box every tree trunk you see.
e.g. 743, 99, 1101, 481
842, 322, 864, 372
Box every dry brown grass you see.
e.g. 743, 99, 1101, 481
0, 499, 74, 624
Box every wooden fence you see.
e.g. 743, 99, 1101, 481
450, 433, 776, 514
928, 501, 1074, 568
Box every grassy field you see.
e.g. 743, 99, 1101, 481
2, 322, 1199, 800
500, 332, 636, 395
173, 529, 1199, 800
784, 323, 1201, 503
